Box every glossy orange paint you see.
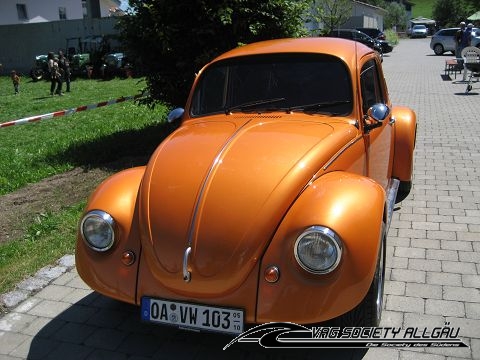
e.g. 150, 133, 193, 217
76, 37, 416, 327
139, 116, 358, 297
257, 171, 385, 323
392, 106, 417, 181
76, 167, 145, 303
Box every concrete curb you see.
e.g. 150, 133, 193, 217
0, 255, 75, 309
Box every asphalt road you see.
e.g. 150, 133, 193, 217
1, 37, 479, 360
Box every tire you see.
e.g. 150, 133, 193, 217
333, 224, 386, 327
30, 68, 44, 82
395, 180, 412, 203
433, 44, 444, 55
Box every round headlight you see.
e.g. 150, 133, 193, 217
80, 210, 115, 252
294, 226, 342, 274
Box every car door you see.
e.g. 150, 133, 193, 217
444, 29, 458, 52
354, 31, 374, 49
360, 58, 394, 189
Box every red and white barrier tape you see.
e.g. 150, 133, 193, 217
0, 94, 144, 129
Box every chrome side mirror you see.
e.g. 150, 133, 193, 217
167, 107, 185, 123
365, 103, 390, 132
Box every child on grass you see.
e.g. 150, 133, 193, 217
11, 70, 20, 95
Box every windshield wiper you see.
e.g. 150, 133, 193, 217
287, 100, 351, 113
225, 98, 286, 114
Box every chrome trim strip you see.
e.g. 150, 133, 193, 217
385, 178, 400, 233
184, 119, 254, 280
183, 246, 192, 282
323, 135, 363, 171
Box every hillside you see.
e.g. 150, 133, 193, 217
410, 0, 435, 19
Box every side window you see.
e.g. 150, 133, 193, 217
360, 60, 385, 114
356, 32, 366, 41
16, 4, 28, 21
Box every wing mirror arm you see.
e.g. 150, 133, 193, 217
364, 103, 390, 133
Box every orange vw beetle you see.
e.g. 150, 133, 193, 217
76, 37, 416, 335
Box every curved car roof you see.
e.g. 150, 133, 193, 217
211, 37, 374, 66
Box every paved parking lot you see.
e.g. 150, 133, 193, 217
1, 37, 479, 360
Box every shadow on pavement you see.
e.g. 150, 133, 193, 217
27, 292, 369, 360
454, 91, 479, 96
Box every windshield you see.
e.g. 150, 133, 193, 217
190, 53, 353, 116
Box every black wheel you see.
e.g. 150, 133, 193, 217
30, 68, 44, 82
395, 180, 412, 203
433, 44, 444, 55
333, 224, 386, 327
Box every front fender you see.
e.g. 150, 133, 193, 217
75, 166, 146, 304
392, 106, 417, 181
257, 171, 385, 324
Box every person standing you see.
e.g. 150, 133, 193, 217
58, 51, 71, 92
455, 22, 466, 58
10, 70, 20, 95
47, 52, 63, 96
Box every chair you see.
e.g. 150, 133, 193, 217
461, 46, 480, 92
444, 58, 461, 79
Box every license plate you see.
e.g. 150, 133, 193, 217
141, 297, 244, 335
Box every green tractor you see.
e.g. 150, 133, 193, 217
67, 35, 118, 78
29, 35, 118, 81
30, 54, 56, 81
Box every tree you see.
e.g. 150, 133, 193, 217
432, 0, 472, 28
463, 0, 480, 11
118, 0, 309, 107
384, 1, 408, 31
308, 0, 352, 34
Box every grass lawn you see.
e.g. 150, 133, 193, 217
0, 202, 85, 296
0, 75, 171, 300
0, 76, 168, 195
411, 0, 434, 19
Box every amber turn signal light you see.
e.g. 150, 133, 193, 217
264, 265, 280, 283
121, 251, 135, 266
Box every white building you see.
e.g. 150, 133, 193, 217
0, 0, 122, 25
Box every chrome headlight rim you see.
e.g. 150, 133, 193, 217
80, 210, 116, 252
294, 225, 342, 275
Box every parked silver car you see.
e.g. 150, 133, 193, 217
430, 28, 459, 55
410, 24, 428, 38
471, 29, 480, 47
430, 27, 480, 55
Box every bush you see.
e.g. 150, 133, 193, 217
385, 29, 400, 46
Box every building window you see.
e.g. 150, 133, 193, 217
82, 0, 88, 18
59, 7, 67, 20
16, 4, 28, 21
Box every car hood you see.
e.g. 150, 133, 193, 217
139, 114, 357, 295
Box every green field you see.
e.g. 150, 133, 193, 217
0, 75, 171, 300
411, 0, 435, 19
0, 76, 168, 195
